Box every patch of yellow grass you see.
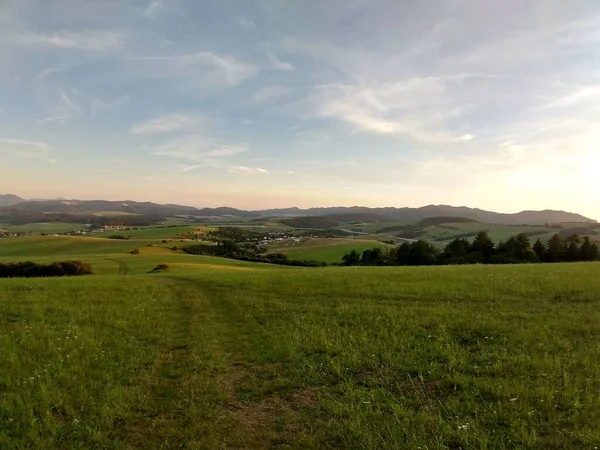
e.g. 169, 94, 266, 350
169, 263, 253, 271
139, 247, 175, 255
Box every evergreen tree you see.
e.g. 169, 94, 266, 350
546, 234, 566, 262
579, 236, 599, 261
533, 238, 546, 262
470, 231, 496, 262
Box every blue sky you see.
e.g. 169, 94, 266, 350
1, 0, 599, 217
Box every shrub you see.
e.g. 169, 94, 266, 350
0, 261, 93, 278
162, 239, 168, 244
149, 264, 169, 273
131, 248, 140, 255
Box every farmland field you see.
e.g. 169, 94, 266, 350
1, 236, 600, 449
270, 238, 386, 263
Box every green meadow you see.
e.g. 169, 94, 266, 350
271, 239, 387, 264
1, 234, 600, 449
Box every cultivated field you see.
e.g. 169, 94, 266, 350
1, 235, 599, 449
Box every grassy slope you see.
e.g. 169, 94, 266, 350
1, 237, 600, 448
0, 223, 89, 234
270, 238, 385, 263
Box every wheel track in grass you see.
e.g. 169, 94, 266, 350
105, 258, 129, 275
120, 276, 316, 449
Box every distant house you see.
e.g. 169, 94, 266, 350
104, 224, 123, 232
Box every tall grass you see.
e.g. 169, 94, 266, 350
1, 260, 600, 448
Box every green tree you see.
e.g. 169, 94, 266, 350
361, 247, 385, 265
579, 236, 599, 261
533, 239, 546, 262
395, 242, 411, 265
342, 250, 361, 266
546, 234, 566, 262
470, 231, 496, 262
407, 240, 439, 266
441, 238, 471, 264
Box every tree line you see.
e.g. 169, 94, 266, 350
0, 261, 93, 278
183, 241, 326, 267
342, 232, 599, 266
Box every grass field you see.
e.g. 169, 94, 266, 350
269, 238, 386, 263
0, 222, 89, 234
1, 235, 600, 449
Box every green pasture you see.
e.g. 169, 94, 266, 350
1, 234, 600, 449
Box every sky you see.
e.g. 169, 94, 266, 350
0, 0, 599, 218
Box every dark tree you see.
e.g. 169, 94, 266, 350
579, 236, 599, 261
471, 231, 496, 262
342, 249, 361, 266
546, 234, 566, 262
533, 239, 546, 262
407, 240, 439, 266
361, 247, 385, 265
395, 242, 411, 265
440, 238, 471, 264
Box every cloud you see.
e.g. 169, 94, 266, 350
252, 86, 293, 103
229, 166, 269, 175
0, 138, 53, 160
20, 30, 124, 52
123, 51, 258, 86
145, 0, 162, 18
314, 77, 473, 143
153, 135, 247, 161
38, 89, 83, 124
130, 113, 205, 134
268, 53, 294, 71
236, 17, 256, 31
91, 94, 130, 115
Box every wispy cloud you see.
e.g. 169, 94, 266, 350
252, 85, 293, 103
91, 94, 130, 116
38, 89, 83, 124
236, 17, 256, 31
130, 113, 205, 134
124, 51, 258, 86
0, 138, 54, 161
145, 0, 163, 18
153, 135, 247, 161
20, 30, 124, 52
314, 77, 474, 143
268, 53, 294, 71
230, 166, 269, 175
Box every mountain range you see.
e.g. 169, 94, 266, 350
0, 194, 595, 225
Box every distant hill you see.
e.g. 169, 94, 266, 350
2, 199, 199, 217
0, 194, 24, 207
0, 195, 595, 226
418, 216, 478, 227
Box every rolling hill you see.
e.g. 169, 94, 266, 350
0, 194, 24, 207
0, 195, 596, 225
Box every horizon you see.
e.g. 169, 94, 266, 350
2, 191, 596, 220
1, 1, 599, 218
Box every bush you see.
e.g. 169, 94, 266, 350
162, 240, 168, 244
149, 263, 169, 273
107, 235, 129, 240
131, 248, 140, 255
0, 261, 93, 278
